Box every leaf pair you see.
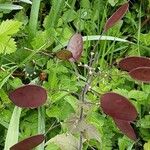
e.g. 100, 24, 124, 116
101, 92, 137, 140
119, 56, 150, 83
8, 85, 47, 149
56, 33, 83, 61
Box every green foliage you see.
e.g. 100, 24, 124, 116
45, 133, 79, 150
140, 33, 150, 46
19, 111, 38, 139
118, 137, 133, 150
0, 0, 150, 149
144, 140, 150, 150
0, 20, 22, 54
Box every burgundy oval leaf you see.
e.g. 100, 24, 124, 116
114, 118, 137, 141
67, 33, 83, 62
56, 49, 73, 60
129, 67, 150, 83
118, 56, 150, 71
9, 84, 47, 108
10, 134, 45, 150
104, 3, 129, 32
101, 92, 137, 121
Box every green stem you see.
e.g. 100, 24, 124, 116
28, 0, 41, 38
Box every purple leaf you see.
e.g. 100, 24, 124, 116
9, 84, 47, 108
56, 49, 73, 60
104, 3, 129, 32
10, 134, 45, 150
129, 67, 150, 83
67, 33, 83, 62
101, 92, 137, 121
114, 118, 137, 141
118, 56, 150, 72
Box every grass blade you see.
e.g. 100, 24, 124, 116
28, 0, 41, 38
4, 106, 22, 150
0, 4, 23, 10
53, 35, 131, 52
20, 0, 32, 4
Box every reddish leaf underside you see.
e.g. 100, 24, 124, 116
101, 92, 137, 121
104, 3, 129, 32
56, 49, 73, 60
114, 118, 137, 141
67, 33, 83, 62
9, 84, 47, 108
118, 56, 150, 71
129, 67, 150, 83
10, 134, 45, 150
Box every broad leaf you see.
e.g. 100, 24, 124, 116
129, 67, 150, 83
0, 20, 22, 54
0, 36, 16, 54
56, 50, 73, 60
114, 118, 137, 141
9, 84, 47, 108
67, 33, 83, 62
101, 92, 137, 121
10, 134, 45, 150
104, 3, 129, 32
0, 20, 22, 36
118, 56, 150, 72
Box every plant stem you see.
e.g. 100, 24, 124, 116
28, 0, 41, 38
78, 32, 104, 150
